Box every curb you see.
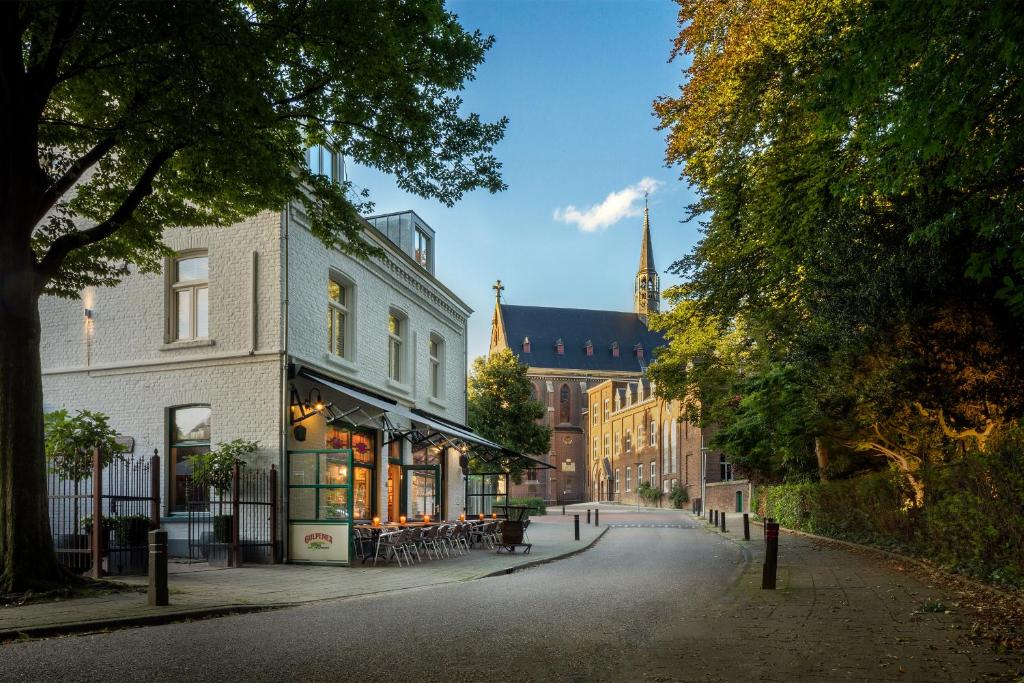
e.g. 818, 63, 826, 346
0, 530, 610, 643
480, 526, 609, 578
0, 604, 286, 643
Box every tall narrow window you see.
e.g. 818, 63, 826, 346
604, 434, 610, 457
429, 334, 444, 399
650, 460, 657, 485
559, 384, 570, 423
388, 312, 404, 382
638, 463, 644, 485
650, 420, 657, 447
308, 144, 339, 184
414, 229, 431, 269
327, 278, 348, 357
171, 254, 208, 341
625, 429, 632, 452
625, 466, 632, 492
169, 405, 211, 513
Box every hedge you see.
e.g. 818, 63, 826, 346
756, 425, 1024, 588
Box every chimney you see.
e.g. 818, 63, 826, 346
584, 340, 593, 357
522, 336, 531, 353
634, 343, 644, 360
555, 338, 564, 355
610, 341, 619, 358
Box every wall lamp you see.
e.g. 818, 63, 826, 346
289, 385, 333, 425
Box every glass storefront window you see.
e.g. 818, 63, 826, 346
289, 453, 316, 485
319, 488, 349, 520
353, 467, 372, 520
289, 487, 316, 521
352, 432, 374, 463
410, 470, 437, 519
319, 454, 348, 485
412, 446, 443, 465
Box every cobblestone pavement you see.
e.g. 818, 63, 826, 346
0, 517, 601, 637
639, 511, 1024, 682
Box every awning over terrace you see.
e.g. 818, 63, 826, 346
294, 365, 552, 473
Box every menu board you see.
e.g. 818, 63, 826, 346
289, 523, 349, 563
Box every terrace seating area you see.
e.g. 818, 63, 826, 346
353, 519, 507, 567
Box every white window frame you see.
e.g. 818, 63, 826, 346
327, 276, 350, 359
650, 460, 657, 485
603, 434, 610, 458
625, 429, 632, 453
650, 420, 657, 447
614, 430, 621, 455
387, 310, 406, 383
169, 252, 209, 342
614, 469, 620, 494
308, 143, 341, 184
428, 332, 445, 399
637, 463, 644, 485
603, 399, 610, 421
625, 466, 632, 492
414, 228, 431, 269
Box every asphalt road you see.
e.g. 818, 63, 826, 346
0, 511, 745, 682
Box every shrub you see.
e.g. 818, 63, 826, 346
668, 484, 689, 509
756, 425, 1024, 588
500, 497, 546, 516
189, 439, 259, 495
637, 482, 662, 504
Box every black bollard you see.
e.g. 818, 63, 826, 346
574, 514, 580, 540
562, 505, 566, 516
743, 513, 750, 541
587, 508, 591, 524
720, 512, 727, 533
762, 522, 779, 589
148, 529, 169, 606
595, 508, 600, 526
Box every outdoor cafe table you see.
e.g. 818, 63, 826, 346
354, 523, 436, 564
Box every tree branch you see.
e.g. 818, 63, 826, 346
35, 149, 172, 287
35, 135, 117, 224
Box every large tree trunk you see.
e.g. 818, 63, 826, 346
814, 437, 829, 482
0, 254, 64, 594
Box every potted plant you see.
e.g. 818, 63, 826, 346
45, 409, 126, 573
189, 439, 258, 565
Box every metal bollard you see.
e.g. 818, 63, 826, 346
595, 509, 599, 526
148, 529, 169, 606
720, 512, 726, 533
587, 508, 591, 524
762, 522, 779, 589
743, 513, 750, 541
562, 505, 566, 516
574, 514, 580, 541
711, 509, 717, 526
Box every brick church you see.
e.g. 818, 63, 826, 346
488, 203, 666, 503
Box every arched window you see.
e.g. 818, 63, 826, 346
559, 383, 570, 423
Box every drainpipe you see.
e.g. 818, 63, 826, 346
279, 206, 290, 562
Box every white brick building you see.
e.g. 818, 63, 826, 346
40, 191, 478, 563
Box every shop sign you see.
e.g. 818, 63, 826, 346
289, 523, 348, 563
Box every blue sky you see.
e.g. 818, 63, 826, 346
350, 1, 698, 363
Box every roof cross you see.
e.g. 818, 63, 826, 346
493, 279, 504, 301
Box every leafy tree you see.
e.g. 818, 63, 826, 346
44, 409, 126, 531
0, 1, 506, 593
189, 439, 259, 497
467, 349, 551, 481
651, 0, 1024, 502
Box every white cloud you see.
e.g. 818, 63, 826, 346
553, 177, 662, 233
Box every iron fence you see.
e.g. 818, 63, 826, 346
47, 450, 158, 577
187, 464, 279, 566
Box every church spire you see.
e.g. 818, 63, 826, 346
634, 194, 660, 319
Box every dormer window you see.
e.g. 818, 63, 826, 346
555, 338, 564, 355
522, 336, 531, 353
584, 340, 593, 356
634, 344, 644, 360
610, 341, 619, 358
307, 144, 341, 184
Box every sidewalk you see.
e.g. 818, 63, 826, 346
0, 517, 603, 640
684, 511, 1023, 681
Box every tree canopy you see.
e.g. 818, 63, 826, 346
649, 0, 1024, 502
0, 0, 506, 594
467, 349, 551, 479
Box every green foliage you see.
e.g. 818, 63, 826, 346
6, 1, 507, 297
189, 439, 259, 495
636, 482, 662, 504
499, 497, 546, 517
467, 350, 552, 480
80, 514, 150, 545
757, 424, 1024, 588
667, 484, 689, 509
651, 0, 1024, 489
44, 409, 126, 482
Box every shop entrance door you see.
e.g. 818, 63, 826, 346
387, 463, 401, 521
402, 465, 440, 520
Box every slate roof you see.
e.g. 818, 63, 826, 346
500, 304, 665, 373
